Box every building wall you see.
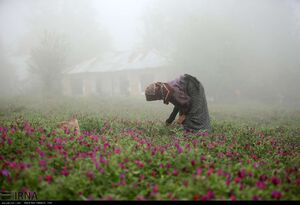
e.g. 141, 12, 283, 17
62, 67, 173, 97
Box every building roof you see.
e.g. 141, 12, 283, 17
65, 50, 169, 74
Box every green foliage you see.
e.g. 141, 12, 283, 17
0, 97, 299, 200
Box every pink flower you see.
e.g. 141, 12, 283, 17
119, 163, 126, 170
201, 195, 208, 201
99, 155, 107, 164
207, 190, 215, 199
61, 167, 69, 176
200, 155, 206, 161
120, 173, 126, 180
7, 138, 12, 145
225, 178, 231, 186
259, 175, 268, 182
44, 175, 53, 183
296, 178, 300, 185
152, 184, 158, 194
9, 162, 17, 169
191, 159, 196, 166
139, 174, 145, 182
196, 167, 203, 175
86, 171, 94, 180
234, 177, 241, 184
134, 160, 144, 168
252, 195, 261, 200
217, 168, 223, 176
185, 143, 191, 150
271, 191, 282, 200
238, 169, 246, 178
256, 181, 266, 189
207, 168, 214, 177
230, 194, 236, 201
177, 146, 183, 154
136, 195, 145, 201
39, 160, 47, 168
271, 176, 280, 186
172, 169, 179, 176
114, 148, 121, 154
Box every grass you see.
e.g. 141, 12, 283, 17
0, 96, 299, 200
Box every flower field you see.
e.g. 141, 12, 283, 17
0, 97, 299, 200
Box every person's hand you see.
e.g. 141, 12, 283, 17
165, 119, 172, 126
177, 114, 186, 124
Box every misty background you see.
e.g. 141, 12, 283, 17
1, 0, 300, 107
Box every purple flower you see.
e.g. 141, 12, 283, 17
1, 169, 9, 177
271, 191, 282, 200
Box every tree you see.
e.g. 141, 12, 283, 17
18, 0, 112, 69
28, 31, 68, 96
0, 41, 16, 97
16, 0, 112, 97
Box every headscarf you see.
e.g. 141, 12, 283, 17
145, 82, 165, 101
145, 82, 171, 103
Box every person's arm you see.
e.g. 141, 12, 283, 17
176, 111, 186, 124
166, 106, 179, 125
172, 90, 191, 115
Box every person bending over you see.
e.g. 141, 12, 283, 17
145, 74, 211, 133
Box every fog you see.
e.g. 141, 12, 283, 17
0, 0, 300, 107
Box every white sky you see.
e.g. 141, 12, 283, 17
1, 0, 299, 52
0, 0, 153, 51
93, 0, 152, 50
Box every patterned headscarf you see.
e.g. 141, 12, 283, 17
145, 82, 172, 103
145, 82, 163, 101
